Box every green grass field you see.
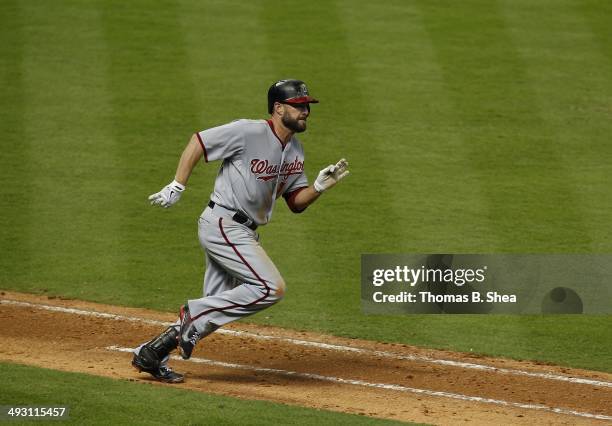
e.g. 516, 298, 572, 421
0, 362, 412, 425
1, 1, 611, 419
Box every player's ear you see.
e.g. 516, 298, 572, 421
273, 102, 284, 116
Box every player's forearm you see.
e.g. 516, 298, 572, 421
290, 186, 321, 211
174, 135, 204, 185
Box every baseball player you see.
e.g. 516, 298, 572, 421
131, 79, 349, 383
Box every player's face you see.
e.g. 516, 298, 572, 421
281, 103, 310, 133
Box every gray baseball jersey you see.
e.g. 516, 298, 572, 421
196, 119, 308, 225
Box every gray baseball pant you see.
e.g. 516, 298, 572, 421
189, 205, 285, 334
134, 205, 285, 360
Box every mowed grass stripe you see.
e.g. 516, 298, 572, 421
501, 0, 612, 251
409, 2, 611, 366
502, 0, 612, 251
0, 1, 30, 286
0, 362, 411, 425
409, 1, 606, 363
416, 0, 591, 251
12, 2, 120, 296
177, 0, 272, 124
330, 0, 511, 342
337, 0, 498, 253
580, 0, 612, 63
256, 0, 401, 324
99, 0, 206, 309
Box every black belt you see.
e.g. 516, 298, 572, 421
208, 200, 257, 231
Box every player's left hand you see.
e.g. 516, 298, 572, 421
148, 180, 185, 208
314, 159, 349, 193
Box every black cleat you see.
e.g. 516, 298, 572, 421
132, 351, 184, 384
178, 304, 200, 360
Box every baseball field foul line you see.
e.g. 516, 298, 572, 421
107, 345, 612, 422
3, 299, 611, 388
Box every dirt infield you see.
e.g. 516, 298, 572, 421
1, 291, 610, 425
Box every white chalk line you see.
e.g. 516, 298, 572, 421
2, 299, 611, 389
108, 345, 612, 421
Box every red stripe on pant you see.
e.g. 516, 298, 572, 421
190, 217, 271, 322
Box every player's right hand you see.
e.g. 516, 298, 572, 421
148, 180, 185, 208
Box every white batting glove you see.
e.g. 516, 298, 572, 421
148, 180, 185, 208
314, 159, 350, 193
